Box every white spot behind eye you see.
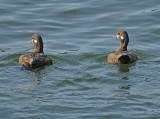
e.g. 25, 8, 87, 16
34, 40, 37, 43
120, 36, 124, 40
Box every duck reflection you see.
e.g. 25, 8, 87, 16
116, 63, 136, 73
25, 67, 47, 86
119, 85, 132, 90
117, 64, 130, 72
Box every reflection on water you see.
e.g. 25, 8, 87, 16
29, 69, 45, 76
119, 85, 131, 90
115, 63, 136, 73
120, 76, 129, 80
117, 64, 130, 73
109, 63, 132, 73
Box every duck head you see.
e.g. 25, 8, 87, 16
114, 30, 129, 52
30, 34, 43, 53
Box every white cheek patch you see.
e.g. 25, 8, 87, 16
34, 40, 37, 43
120, 36, 124, 40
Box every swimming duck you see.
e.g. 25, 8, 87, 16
19, 34, 52, 69
107, 30, 138, 64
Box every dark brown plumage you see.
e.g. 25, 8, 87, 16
19, 34, 52, 69
107, 30, 138, 64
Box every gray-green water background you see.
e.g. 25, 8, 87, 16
0, 0, 160, 119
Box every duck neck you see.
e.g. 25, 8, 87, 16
116, 38, 128, 52
34, 43, 43, 53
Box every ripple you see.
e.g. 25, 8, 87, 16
1, 0, 160, 119
56, 80, 75, 87
61, 8, 85, 16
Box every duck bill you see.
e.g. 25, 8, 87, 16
113, 34, 118, 38
113, 35, 117, 38
113, 34, 120, 40
30, 39, 33, 43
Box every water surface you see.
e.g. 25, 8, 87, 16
0, 0, 160, 119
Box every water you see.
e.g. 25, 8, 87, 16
0, 0, 160, 118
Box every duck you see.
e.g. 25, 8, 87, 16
107, 30, 138, 64
19, 34, 52, 69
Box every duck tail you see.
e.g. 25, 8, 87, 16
118, 55, 130, 64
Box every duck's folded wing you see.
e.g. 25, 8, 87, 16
19, 53, 34, 65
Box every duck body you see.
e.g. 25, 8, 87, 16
107, 51, 138, 64
107, 30, 138, 64
19, 52, 52, 69
19, 34, 52, 69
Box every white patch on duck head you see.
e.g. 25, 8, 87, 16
120, 36, 124, 40
34, 39, 37, 43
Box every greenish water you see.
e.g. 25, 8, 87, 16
1, 0, 160, 119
